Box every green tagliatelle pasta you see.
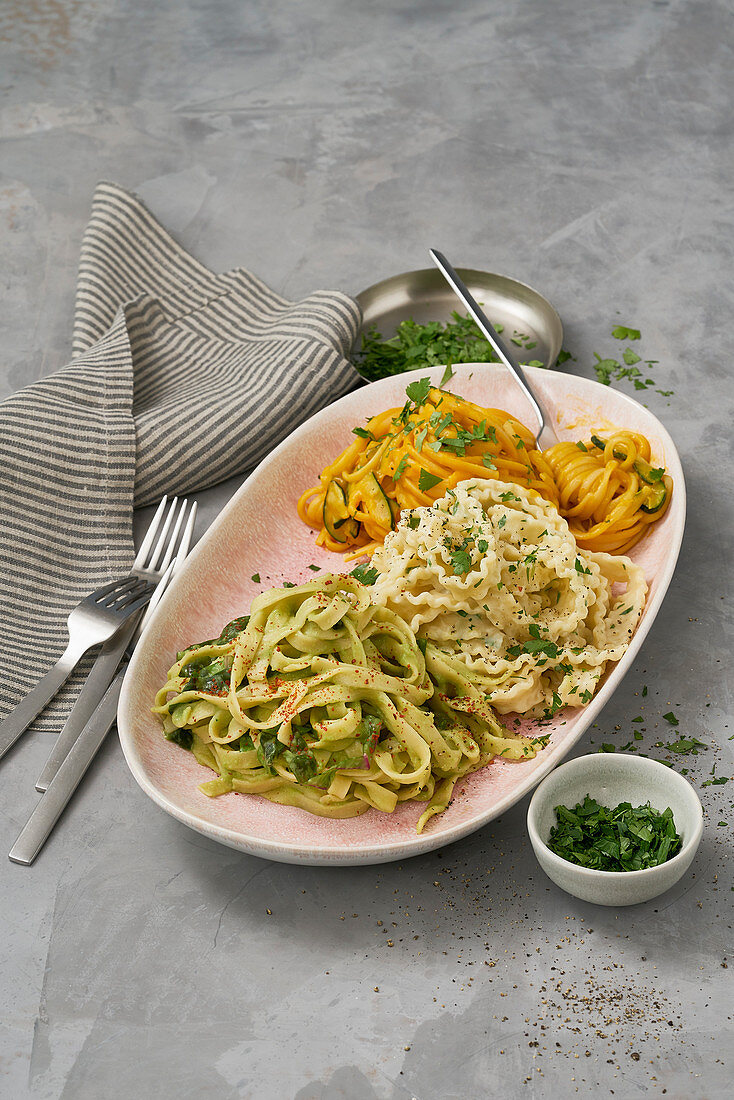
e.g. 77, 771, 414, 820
152, 575, 537, 833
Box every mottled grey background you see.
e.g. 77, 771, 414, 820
1, 1, 732, 1098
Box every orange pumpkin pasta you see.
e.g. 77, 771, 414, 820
297, 382, 672, 558
544, 431, 672, 553
298, 384, 559, 558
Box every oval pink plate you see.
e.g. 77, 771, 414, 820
118, 363, 686, 865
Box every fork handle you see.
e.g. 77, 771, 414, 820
0, 639, 89, 763
35, 617, 139, 792
429, 249, 559, 447
9, 666, 125, 865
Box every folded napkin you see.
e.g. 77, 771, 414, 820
0, 181, 362, 731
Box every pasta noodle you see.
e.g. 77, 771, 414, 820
544, 431, 673, 553
370, 479, 647, 717
297, 383, 558, 558
297, 382, 672, 558
152, 575, 538, 833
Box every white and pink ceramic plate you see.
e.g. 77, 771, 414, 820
118, 364, 686, 865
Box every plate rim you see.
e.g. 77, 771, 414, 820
118, 363, 686, 865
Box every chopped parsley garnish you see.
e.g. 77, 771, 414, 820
507, 625, 560, 659
418, 469, 443, 492
350, 563, 379, 586
611, 324, 641, 341
251, 573, 261, 583
547, 795, 681, 871
352, 426, 372, 439
586, 324, 673, 396
393, 455, 409, 481
308, 564, 321, 572
542, 692, 564, 720
450, 549, 473, 576
664, 737, 707, 755
662, 711, 679, 726
351, 314, 504, 381
574, 557, 591, 575
440, 363, 455, 387
593, 355, 620, 386
405, 377, 432, 407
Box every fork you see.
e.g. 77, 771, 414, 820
34, 496, 197, 792
429, 248, 561, 449
0, 572, 157, 763
9, 542, 193, 866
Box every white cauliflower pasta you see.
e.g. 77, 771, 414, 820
370, 479, 647, 717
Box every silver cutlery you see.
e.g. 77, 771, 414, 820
10, 498, 197, 864
8, 553, 186, 866
35, 495, 197, 792
429, 248, 560, 449
9, 666, 132, 866
0, 574, 156, 763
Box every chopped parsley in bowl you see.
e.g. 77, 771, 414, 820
527, 754, 703, 906
546, 795, 682, 872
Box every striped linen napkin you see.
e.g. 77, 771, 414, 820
0, 181, 362, 731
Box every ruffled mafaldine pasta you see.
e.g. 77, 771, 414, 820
153, 576, 537, 833
369, 479, 647, 717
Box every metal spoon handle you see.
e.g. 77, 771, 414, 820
429, 249, 558, 448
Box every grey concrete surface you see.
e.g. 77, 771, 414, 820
1, 1, 733, 1097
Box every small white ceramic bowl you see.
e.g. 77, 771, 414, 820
527, 754, 703, 906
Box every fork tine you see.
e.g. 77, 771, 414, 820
176, 501, 198, 567
101, 577, 149, 609
119, 587, 159, 617
137, 560, 177, 634
147, 497, 179, 572
89, 578, 134, 602
132, 495, 168, 571
158, 499, 188, 574
112, 579, 156, 611
94, 577, 138, 605
135, 503, 197, 638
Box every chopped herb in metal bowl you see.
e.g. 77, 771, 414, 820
352, 314, 503, 381
351, 311, 564, 381
547, 795, 682, 872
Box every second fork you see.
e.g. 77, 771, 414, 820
0, 576, 155, 763
35, 495, 197, 791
